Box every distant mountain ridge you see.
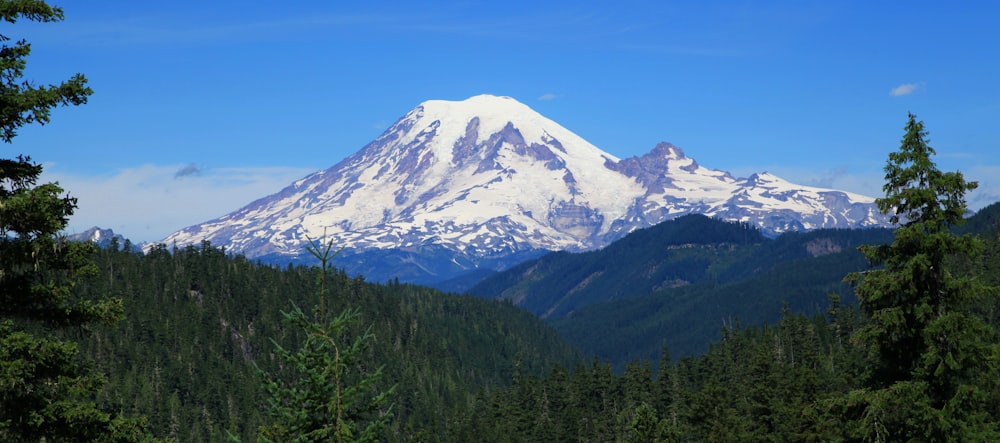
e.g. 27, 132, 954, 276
538, 204, 1000, 363
68, 226, 141, 252
159, 94, 888, 283
468, 214, 896, 318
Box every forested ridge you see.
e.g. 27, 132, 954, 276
60, 202, 997, 442
470, 214, 896, 361
68, 242, 581, 441
443, 202, 1000, 442
550, 227, 896, 363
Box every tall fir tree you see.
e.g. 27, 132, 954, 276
841, 114, 1000, 441
255, 237, 394, 442
0, 2, 159, 440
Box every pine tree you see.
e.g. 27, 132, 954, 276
255, 237, 394, 442
0, 2, 159, 440
841, 114, 1000, 441
0, 2, 91, 141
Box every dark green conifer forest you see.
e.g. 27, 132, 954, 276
70, 242, 581, 441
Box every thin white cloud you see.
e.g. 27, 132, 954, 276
41, 164, 316, 243
966, 165, 1000, 211
538, 93, 557, 101
890, 82, 921, 97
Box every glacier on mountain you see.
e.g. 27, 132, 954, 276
159, 94, 887, 282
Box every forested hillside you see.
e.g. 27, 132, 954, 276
551, 205, 1000, 365
70, 242, 581, 441
445, 309, 867, 442
469, 215, 768, 318
442, 204, 1000, 442
63, 203, 996, 441
554, 229, 899, 362
67, 203, 998, 441
469, 214, 895, 361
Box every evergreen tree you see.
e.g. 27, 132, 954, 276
0, 2, 158, 440
256, 237, 394, 442
0, 1, 90, 141
841, 114, 1000, 441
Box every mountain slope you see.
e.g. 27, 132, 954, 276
546, 203, 1000, 364
73, 244, 582, 441
159, 95, 887, 283
468, 214, 893, 320
468, 215, 767, 318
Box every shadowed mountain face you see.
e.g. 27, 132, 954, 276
159, 95, 888, 284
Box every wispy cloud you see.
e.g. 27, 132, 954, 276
174, 163, 202, 178
803, 166, 849, 189
967, 165, 1000, 211
538, 93, 557, 101
42, 164, 316, 243
890, 82, 921, 97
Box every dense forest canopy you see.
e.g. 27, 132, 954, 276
72, 242, 581, 441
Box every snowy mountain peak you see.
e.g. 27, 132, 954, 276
650, 142, 687, 160
418, 95, 534, 124
390, 94, 618, 169
159, 95, 889, 282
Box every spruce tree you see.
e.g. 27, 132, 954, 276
256, 237, 394, 442
1, 1, 159, 440
842, 114, 1000, 441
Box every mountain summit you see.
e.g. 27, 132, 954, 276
160, 94, 886, 282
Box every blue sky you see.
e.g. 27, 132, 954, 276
10, 1, 999, 242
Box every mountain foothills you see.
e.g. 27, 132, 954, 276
467, 214, 897, 358
160, 95, 888, 284
66, 202, 1000, 441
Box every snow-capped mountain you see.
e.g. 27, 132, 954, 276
68, 227, 141, 252
159, 94, 887, 282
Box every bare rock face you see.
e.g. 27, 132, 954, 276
159, 95, 888, 283
805, 238, 844, 257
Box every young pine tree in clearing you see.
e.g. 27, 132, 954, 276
840, 114, 1000, 441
